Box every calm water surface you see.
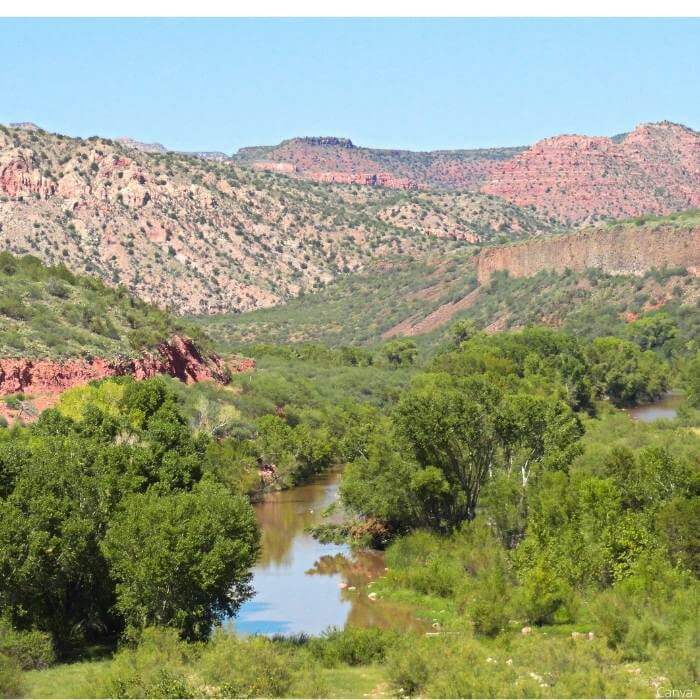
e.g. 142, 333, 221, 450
627, 393, 682, 422
231, 393, 683, 635
228, 469, 426, 636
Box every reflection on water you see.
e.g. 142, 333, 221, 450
229, 469, 426, 636
627, 393, 682, 423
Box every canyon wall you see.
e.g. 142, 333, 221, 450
476, 224, 700, 284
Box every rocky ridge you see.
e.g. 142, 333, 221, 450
233, 137, 523, 191
476, 220, 700, 283
481, 122, 700, 223
0, 125, 555, 314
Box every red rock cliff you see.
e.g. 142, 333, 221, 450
0, 335, 254, 396
481, 122, 700, 222
476, 224, 700, 284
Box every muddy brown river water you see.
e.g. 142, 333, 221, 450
228, 469, 427, 636
627, 393, 682, 422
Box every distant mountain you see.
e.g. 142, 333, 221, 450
9, 122, 41, 131
232, 136, 525, 190
233, 122, 700, 223
0, 124, 555, 315
115, 137, 169, 154
481, 122, 700, 223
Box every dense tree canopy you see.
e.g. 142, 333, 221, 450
342, 366, 583, 533
0, 378, 259, 653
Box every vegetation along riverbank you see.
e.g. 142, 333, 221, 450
2, 304, 698, 697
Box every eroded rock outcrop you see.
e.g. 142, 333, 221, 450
0, 148, 57, 199
0, 335, 255, 396
476, 223, 700, 284
307, 171, 418, 189
481, 122, 700, 222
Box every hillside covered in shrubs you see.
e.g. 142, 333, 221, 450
0, 252, 207, 359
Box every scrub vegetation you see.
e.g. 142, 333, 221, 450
0, 245, 700, 698
1, 266, 698, 699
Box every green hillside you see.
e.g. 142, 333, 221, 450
194, 258, 699, 352
193, 253, 479, 348
0, 253, 206, 359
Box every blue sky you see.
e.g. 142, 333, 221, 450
1, 18, 698, 153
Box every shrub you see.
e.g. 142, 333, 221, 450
384, 531, 464, 598
197, 632, 298, 698
385, 642, 431, 697
307, 626, 398, 667
467, 568, 511, 637
0, 621, 55, 670
518, 562, 574, 625
45, 277, 70, 298
92, 628, 196, 699
590, 589, 631, 649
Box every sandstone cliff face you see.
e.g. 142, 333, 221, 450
233, 136, 523, 191
0, 148, 57, 199
0, 335, 254, 396
476, 223, 700, 284
481, 122, 700, 223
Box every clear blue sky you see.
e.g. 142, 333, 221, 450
1, 18, 698, 153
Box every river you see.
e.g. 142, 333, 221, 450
227, 469, 427, 637
227, 393, 683, 636
627, 393, 683, 422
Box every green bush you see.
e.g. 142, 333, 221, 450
91, 628, 197, 699
307, 626, 398, 667
467, 567, 512, 637
0, 621, 55, 670
197, 631, 310, 698
386, 642, 431, 697
518, 562, 575, 625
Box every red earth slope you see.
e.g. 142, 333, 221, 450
481, 122, 700, 223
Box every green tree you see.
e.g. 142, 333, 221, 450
588, 336, 669, 406
624, 312, 676, 355
684, 351, 700, 408
0, 378, 261, 654
392, 374, 500, 527
381, 339, 418, 368
496, 393, 583, 487
340, 429, 420, 531
101, 480, 259, 641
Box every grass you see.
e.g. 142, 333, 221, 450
321, 665, 388, 698
23, 660, 112, 698
22, 659, 388, 699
